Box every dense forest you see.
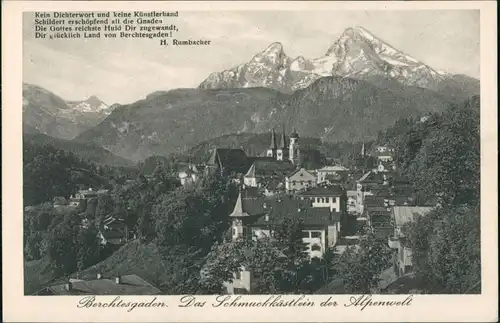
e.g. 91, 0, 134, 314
379, 95, 481, 293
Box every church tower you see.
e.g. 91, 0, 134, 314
276, 125, 289, 161
266, 128, 277, 158
289, 129, 300, 165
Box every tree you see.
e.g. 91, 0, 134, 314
76, 224, 102, 272
46, 214, 80, 275
403, 205, 480, 293
385, 97, 480, 206
335, 233, 392, 293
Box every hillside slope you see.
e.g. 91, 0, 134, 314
23, 133, 133, 166
77, 77, 453, 162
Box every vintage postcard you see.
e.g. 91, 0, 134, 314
2, 0, 498, 322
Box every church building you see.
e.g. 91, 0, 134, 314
266, 126, 300, 165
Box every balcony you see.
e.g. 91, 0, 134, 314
388, 236, 400, 249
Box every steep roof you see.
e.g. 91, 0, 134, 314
297, 186, 344, 197
279, 125, 288, 148
229, 193, 268, 217
287, 168, 315, 180
393, 206, 433, 227
230, 194, 340, 225
358, 171, 372, 182
38, 274, 161, 295
364, 196, 386, 207
269, 129, 277, 149
207, 148, 249, 173
244, 159, 295, 178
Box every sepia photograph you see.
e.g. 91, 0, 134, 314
2, 1, 497, 322
21, 8, 483, 297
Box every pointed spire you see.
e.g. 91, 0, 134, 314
229, 191, 244, 217
269, 128, 277, 149
244, 163, 256, 178
279, 124, 288, 148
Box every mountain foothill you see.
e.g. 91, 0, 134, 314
23, 26, 479, 164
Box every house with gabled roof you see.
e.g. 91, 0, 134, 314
206, 148, 250, 176
296, 186, 346, 213
285, 168, 317, 193
243, 158, 295, 194
229, 193, 341, 258
316, 165, 350, 184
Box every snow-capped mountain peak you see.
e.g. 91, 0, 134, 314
199, 26, 453, 92
67, 95, 112, 115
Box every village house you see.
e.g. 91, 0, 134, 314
33, 274, 161, 295
316, 165, 350, 184
69, 188, 109, 207
296, 186, 346, 213
229, 193, 342, 259
372, 145, 395, 162
346, 190, 357, 214
97, 215, 132, 246
243, 158, 295, 195
355, 170, 413, 214
178, 164, 204, 186
285, 168, 317, 193
388, 206, 433, 276
375, 160, 396, 173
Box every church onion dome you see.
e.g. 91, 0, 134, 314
290, 129, 299, 139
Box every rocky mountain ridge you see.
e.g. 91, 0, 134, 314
23, 83, 115, 139
199, 26, 478, 99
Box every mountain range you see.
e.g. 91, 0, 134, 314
76, 75, 456, 161
23, 83, 116, 139
199, 26, 479, 102
24, 26, 480, 163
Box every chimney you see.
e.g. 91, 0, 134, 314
65, 282, 72, 292
265, 214, 269, 222
115, 276, 121, 284
97, 273, 102, 280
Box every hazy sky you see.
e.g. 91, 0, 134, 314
23, 10, 479, 104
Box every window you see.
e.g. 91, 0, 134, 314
302, 231, 310, 238
235, 271, 242, 279
234, 288, 248, 294
232, 228, 236, 236
311, 232, 321, 238
293, 181, 297, 185
311, 244, 321, 252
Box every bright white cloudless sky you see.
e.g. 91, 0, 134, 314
23, 10, 479, 104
